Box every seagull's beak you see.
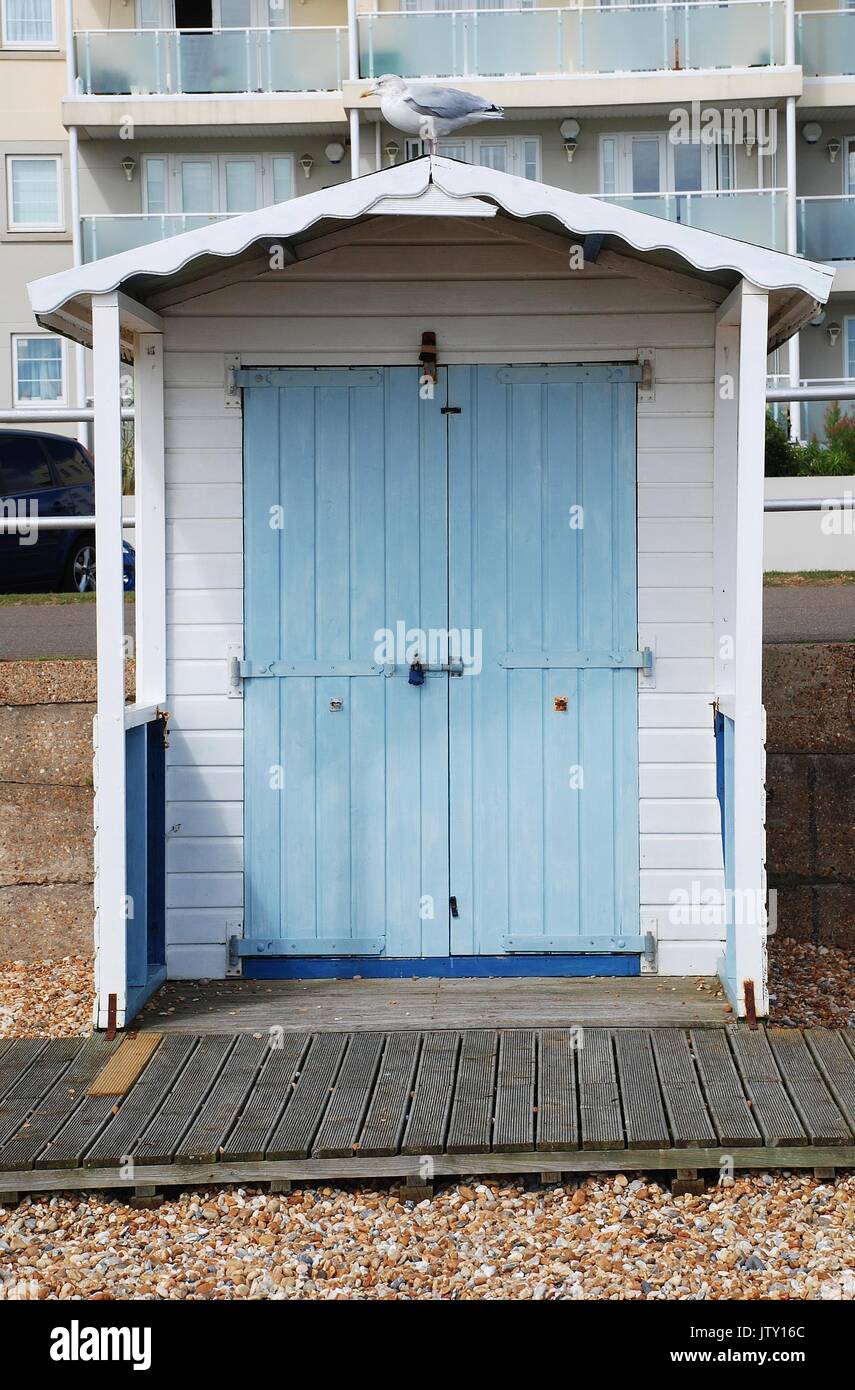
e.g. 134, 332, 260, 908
361, 86, 376, 99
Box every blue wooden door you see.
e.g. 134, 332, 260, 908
242, 368, 450, 959
241, 364, 640, 966
447, 366, 640, 957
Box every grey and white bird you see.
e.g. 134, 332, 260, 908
362, 74, 504, 153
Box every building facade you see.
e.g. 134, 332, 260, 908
5, 2, 855, 433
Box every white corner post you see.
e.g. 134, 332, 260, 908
715, 281, 769, 1018
92, 293, 128, 1030
134, 332, 166, 707
347, 0, 361, 176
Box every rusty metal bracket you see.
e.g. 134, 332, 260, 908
157, 707, 170, 749
419, 330, 438, 384
743, 979, 758, 1030
105, 992, 118, 1040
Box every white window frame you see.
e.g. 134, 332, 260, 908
845, 316, 855, 380
12, 333, 67, 407
143, 152, 294, 214
5, 154, 64, 231
405, 135, 541, 181
844, 135, 855, 196
598, 131, 728, 197
136, 0, 292, 26
1, 0, 57, 49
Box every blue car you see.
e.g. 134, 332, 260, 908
0, 429, 135, 593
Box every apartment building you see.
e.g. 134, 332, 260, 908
3, 1, 855, 439
1, 0, 79, 430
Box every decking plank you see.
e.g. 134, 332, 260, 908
804, 1030, 855, 1136
0, 1040, 50, 1104
446, 1030, 499, 1155
690, 1029, 760, 1146
133, 1035, 235, 1165
358, 1032, 421, 1158
0, 1041, 84, 1148
174, 1035, 268, 1164
266, 1032, 349, 1160
578, 1029, 623, 1150
651, 1030, 717, 1147
222, 1033, 310, 1162
614, 1030, 670, 1149
493, 1030, 536, 1153
0, 1036, 118, 1171
401, 1031, 459, 1156
767, 1029, 851, 1146
83, 1035, 197, 1168
536, 1029, 579, 1151
728, 1029, 807, 1147
313, 1033, 385, 1158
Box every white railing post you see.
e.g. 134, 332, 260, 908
134, 332, 166, 709
92, 292, 128, 1030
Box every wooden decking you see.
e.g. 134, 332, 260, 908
137, 976, 731, 1033
0, 1027, 853, 1197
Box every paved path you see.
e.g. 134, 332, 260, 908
764, 585, 855, 644
0, 601, 133, 660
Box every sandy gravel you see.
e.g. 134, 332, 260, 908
768, 938, 855, 1030
0, 958, 92, 1038
1, 1176, 853, 1300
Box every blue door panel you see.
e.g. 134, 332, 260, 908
243, 364, 640, 962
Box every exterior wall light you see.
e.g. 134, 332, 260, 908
559, 117, 580, 163
801, 122, 822, 145
121, 157, 137, 181
325, 142, 345, 165
384, 141, 400, 165
827, 138, 842, 163
827, 321, 841, 346
299, 155, 314, 179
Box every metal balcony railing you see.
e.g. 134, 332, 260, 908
74, 27, 345, 96
358, 1, 786, 81
598, 188, 788, 251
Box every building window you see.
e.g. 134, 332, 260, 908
404, 136, 541, 180
1, 0, 55, 46
12, 335, 66, 405
142, 153, 294, 215
6, 155, 63, 230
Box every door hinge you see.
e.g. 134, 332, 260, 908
441, 406, 461, 415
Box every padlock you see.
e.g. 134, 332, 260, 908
408, 660, 425, 687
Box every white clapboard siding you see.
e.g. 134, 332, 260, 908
167, 871, 244, 909
167, 836, 244, 872
160, 240, 724, 977
167, 802, 244, 837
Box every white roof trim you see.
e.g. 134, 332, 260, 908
28, 155, 833, 318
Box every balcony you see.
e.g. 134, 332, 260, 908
358, 1, 786, 81
74, 27, 345, 95
768, 379, 855, 443
81, 213, 234, 261
796, 10, 855, 78
797, 197, 855, 262
599, 189, 787, 252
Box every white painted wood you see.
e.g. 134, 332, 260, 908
167, 660, 230, 696
167, 625, 244, 660
638, 590, 713, 623
638, 520, 713, 553
640, 835, 723, 870
167, 554, 243, 589
166, 484, 243, 520
730, 284, 770, 1017
638, 694, 714, 728
168, 697, 244, 731
134, 331, 166, 708
713, 323, 739, 701
639, 765, 717, 798
639, 730, 715, 763
657, 941, 725, 975
638, 623, 713, 658
637, 454, 713, 485
640, 799, 722, 835
641, 870, 724, 905
166, 837, 244, 872
167, 872, 244, 909
637, 486, 713, 520
167, 802, 244, 836
167, 766, 243, 801
637, 659, 714, 694
167, 520, 242, 554
165, 909, 232, 945
92, 293, 128, 1029
166, 943, 228, 977
167, 591, 243, 624
167, 731, 243, 766
637, 556, 713, 588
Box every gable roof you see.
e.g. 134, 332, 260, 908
29, 156, 832, 350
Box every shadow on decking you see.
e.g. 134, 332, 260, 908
136, 976, 731, 1034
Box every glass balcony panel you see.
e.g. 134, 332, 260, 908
266, 27, 342, 90
797, 12, 855, 79
470, 11, 561, 78
359, 13, 457, 79
75, 30, 167, 95
674, 3, 782, 70
572, 7, 667, 75
798, 199, 855, 262
175, 30, 255, 93
602, 191, 786, 250
81, 214, 227, 261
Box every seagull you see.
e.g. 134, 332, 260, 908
361, 74, 504, 154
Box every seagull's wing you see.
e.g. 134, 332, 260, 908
402, 83, 495, 119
